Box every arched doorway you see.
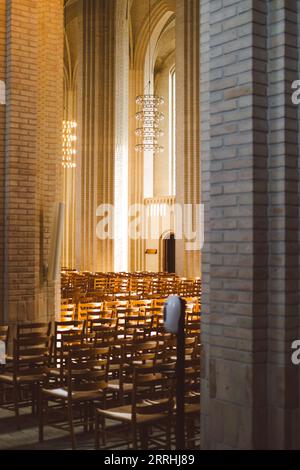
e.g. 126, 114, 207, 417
163, 232, 175, 273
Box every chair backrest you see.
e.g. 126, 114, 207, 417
94, 277, 109, 291
184, 360, 200, 402
152, 299, 166, 308
17, 322, 51, 340
103, 300, 128, 312
186, 318, 200, 336
61, 304, 76, 322
123, 340, 158, 367
86, 311, 115, 334
93, 327, 116, 348
78, 302, 103, 321
52, 321, 86, 367
66, 347, 110, 395
89, 317, 117, 334
131, 366, 174, 420
157, 337, 177, 363
13, 336, 50, 377
54, 320, 85, 334
130, 299, 152, 308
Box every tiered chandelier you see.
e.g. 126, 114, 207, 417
62, 120, 77, 169
135, 0, 164, 155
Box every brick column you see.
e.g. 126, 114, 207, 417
1, 0, 63, 327
266, 0, 300, 449
0, 0, 6, 320
201, 0, 300, 449
176, 0, 200, 277
75, 0, 115, 272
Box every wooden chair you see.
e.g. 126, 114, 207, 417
92, 327, 116, 351
78, 302, 103, 322
50, 321, 86, 377
0, 335, 50, 428
107, 340, 158, 405
17, 322, 51, 340
183, 362, 201, 449
95, 365, 174, 449
130, 299, 152, 309
152, 298, 166, 309
39, 347, 109, 449
61, 304, 76, 322
104, 300, 128, 311
90, 317, 117, 330
85, 311, 115, 335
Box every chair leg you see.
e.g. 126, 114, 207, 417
39, 390, 44, 443
132, 424, 138, 450
95, 412, 100, 450
186, 416, 196, 449
31, 383, 36, 415
68, 402, 77, 450
13, 383, 20, 430
166, 418, 171, 450
140, 427, 148, 450
0, 380, 5, 405
89, 402, 94, 432
101, 415, 106, 446
83, 402, 88, 433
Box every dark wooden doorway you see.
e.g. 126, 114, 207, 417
164, 233, 175, 273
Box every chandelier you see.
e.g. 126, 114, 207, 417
62, 120, 77, 168
135, 0, 164, 155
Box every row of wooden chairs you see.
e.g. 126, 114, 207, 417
0, 319, 200, 449
61, 270, 201, 300
61, 297, 200, 323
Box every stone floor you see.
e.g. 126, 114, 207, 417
0, 403, 200, 450
0, 403, 136, 450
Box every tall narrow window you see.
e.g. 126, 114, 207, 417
169, 68, 176, 195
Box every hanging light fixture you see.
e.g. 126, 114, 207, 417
62, 3, 77, 169
135, 0, 164, 155
62, 120, 77, 169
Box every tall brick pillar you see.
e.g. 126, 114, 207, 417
176, 0, 200, 277
201, 0, 300, 449
75, 0, 115, 272
0, 0, 63, 327
0, 0, 6, 321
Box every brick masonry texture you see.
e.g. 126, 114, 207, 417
201, 0, 300, 449
0, 1, 6, 321
1, 0, 300, 451
0, 0, 63, 328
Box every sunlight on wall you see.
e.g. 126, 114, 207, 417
114, 143, 128, 271
114, 4, 129, 271
169, 68, 176, 195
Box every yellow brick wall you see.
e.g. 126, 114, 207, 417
0, 0, 5, 320
1, 0, 63, 325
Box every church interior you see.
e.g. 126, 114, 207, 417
0, 0, 300, 452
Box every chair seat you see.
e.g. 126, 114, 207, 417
42, 387, 105, 401
96, 404, 169, 424
185, 403, 200, 414
0, 372, 46, 383
185, 391, 200, 404
49, 367, 61, 377
173, 401, 200, 414
48, 367, 88, 377
107, 379, 133, 392
0, 373, 13, 383
5, 354, 46, 363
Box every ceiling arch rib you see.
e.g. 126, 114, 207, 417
132, 0, 175, 70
